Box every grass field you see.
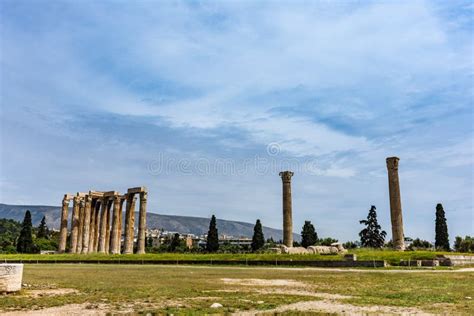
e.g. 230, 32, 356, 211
1, 264, 473, 315
2, 249, 471, 265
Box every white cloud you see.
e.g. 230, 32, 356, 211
0, 0, 472, 241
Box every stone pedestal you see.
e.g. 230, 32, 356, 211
0, 264, 23, 292
279, 171, 294, 248
386, 157, 405, 251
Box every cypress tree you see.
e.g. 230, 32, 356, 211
206, 215, 219, 252
169, 233, 181, 252
37, 216, 49, 239
146, 233, 153, 248
359, 206, 386, 248
435, 203, 450, 251
301, 221, 318, 247
17, 210, 36, 253
251, 219, 265, 252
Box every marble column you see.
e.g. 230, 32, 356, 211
386, 157, 405, 251
58, 195, 70, 253
123, 194, 137, 254
76, 199, 85, 254
98, 197, 109, 253
69, 195, 81, 253
88, 199, 97, 253
279, 171, 294, 247
104, 199, 113, 254
136, 191, 148, 254
93, 200, 101, 252
117, 198, 125, 253
110, 195, 121, 254
81, 195, 92, 254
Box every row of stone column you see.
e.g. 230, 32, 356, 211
58, 187, 148, 254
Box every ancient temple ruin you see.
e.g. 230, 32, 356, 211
58, 187, 148, 254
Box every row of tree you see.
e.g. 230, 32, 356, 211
0, 210, 57, 254
0, 202, 465, 253
157, 203, 458, 253
356, 203, 450, 250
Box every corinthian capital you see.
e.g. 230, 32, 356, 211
386, 157, 400, 170
279, 171, 294, 182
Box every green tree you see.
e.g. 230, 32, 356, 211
359, 205, 386, 248
146, 232, 153, 249
408, 238, 433, 250
301, 221, 318, 247
35, 238, 58, 251
251, 219, 265, 252
206, 215, 219, 252
435, 203, 450, 251
343, 241, 358, 249
318, 237, 338, 246
0, 218, 21, 253
169, 233, 181, 252
454, 236, 473, 253
37, 216, 49, 239
16, 210, 37, 253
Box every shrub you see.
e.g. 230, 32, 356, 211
454, 236, 474, 253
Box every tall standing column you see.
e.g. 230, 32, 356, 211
93, 200, 101, 252
81, 195, 92, 254
279, 171, 294, 247
76, 199, 85, 254
123, 194, 137, 254
110, 195, 121, 254
69, 195, 81, 253
136, 191, 148, 254
104, 199, 113, 254
386, 157, 405, 251
58, 195, 70, 253
88, 199, 97, 253
117, 198, 125, 253
98, 198, 109, 253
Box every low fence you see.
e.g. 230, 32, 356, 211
0, 259, 387, 268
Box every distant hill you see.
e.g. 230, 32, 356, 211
0, 203, 298, 241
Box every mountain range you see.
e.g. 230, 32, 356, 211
0, 203, 298, 240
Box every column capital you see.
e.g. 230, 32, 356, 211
85, 195, 92, 203
279, 171, 294, 183
386, 157, 400, 170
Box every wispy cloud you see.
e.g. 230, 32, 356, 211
0, 0, 472, 241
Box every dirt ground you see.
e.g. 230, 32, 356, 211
1, 265, 472, 315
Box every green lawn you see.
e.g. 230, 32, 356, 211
1, 264, 473, 315
1, 249, 471, 266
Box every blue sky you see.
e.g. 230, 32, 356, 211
0, 0, 472, 242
